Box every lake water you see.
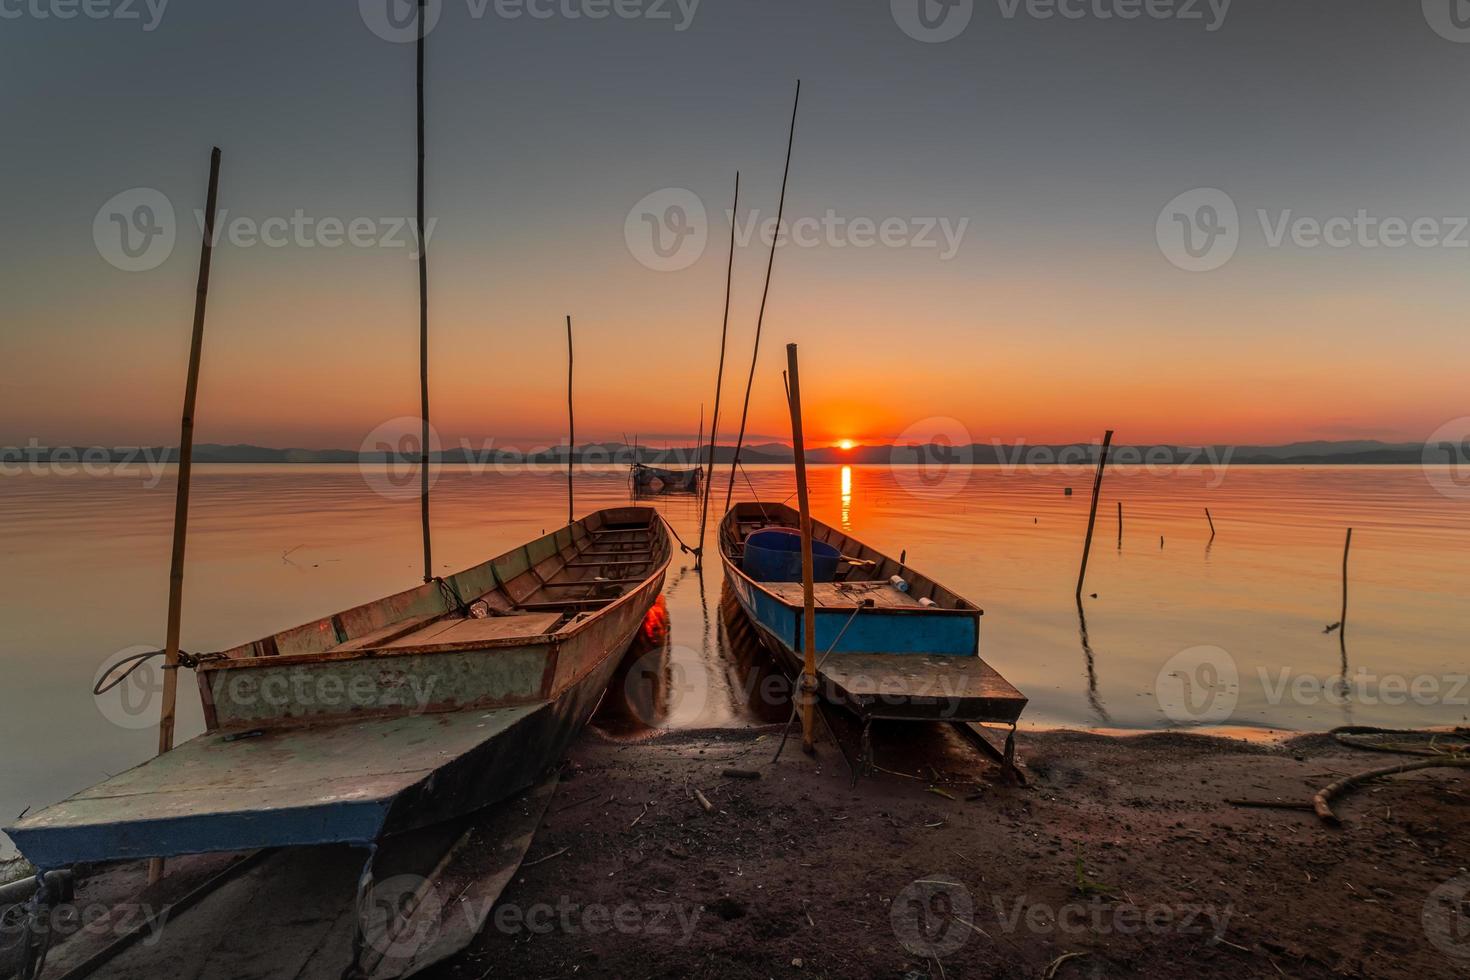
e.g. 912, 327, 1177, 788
3, 462, 1467, 858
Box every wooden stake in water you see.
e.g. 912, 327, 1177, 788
566, 314, 575, 526
152, 146, 223, 883
1339, 527, 1352, 653
1075, 430, 1114, 600
785, 343, 819, 755
1206, 508, 1216, 538
1116, 500, 1123, 549
417, 0, 433, 583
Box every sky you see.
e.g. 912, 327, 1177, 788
3, 0, 1470, 451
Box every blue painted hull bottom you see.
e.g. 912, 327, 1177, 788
6, 581, 651, 870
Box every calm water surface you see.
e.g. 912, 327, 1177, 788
3, 463, 1467, 857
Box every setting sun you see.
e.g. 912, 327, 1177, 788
837, 439, 855, 450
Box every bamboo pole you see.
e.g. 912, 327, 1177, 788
694, 404, 704, 470
785, 343, 818, 755
1339, 527, 1352, 653
150, 145, 223, 883
1206, 508, 1216, 538
723, 81, 801, 518
417, 0, 433, 583
696, 172, 740, 571
1116, 500, 1123, 549
566, 315, 575, 526
1074, 430, 1114, 600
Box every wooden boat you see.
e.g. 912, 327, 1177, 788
6, 507, 670, 869
15, 777, 562, 980
719, 502, 1027, 771
631, 462, 701, 494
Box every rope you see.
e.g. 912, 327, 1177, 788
736, 461, 777, 525
93, 648, 217, 696
434, 575, 469, 615
663, 520, 699, 557
772, 599, 867, 763
17, 872, 55, 980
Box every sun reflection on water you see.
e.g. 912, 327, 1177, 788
840, 465, 852, 529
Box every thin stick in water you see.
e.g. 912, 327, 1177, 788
1206, 508, 1216, 538
1116, 500, 1122, 549
695, 172, 741, 569
1339, 527, 1352, 654
694, 404, 704, 470
1075, 430, 1114, 600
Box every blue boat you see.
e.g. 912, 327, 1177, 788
719, 503, 1027, 763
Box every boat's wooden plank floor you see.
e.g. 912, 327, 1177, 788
818, 653, 1027, 723
763, 581, 925, 609
7, 706, 542, 867
378, 612, 563, 650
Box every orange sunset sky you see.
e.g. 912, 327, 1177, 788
5, 2, 1469, 451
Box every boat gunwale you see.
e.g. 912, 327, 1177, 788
717, 504, 984, 621
198, 509, 674, 673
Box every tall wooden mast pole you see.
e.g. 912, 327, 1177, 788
724, 81, 801, 517
566, 315, 575, 526
417, 0, 433, 583
696, 171, 740, 570
785, 344, 819, 755
151, 145, 222, 882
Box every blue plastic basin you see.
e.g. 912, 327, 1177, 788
740, 527, 840, 583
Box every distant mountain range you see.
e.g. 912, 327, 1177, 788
5, 440, 1446, 466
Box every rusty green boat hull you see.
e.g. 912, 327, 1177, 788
7, 508, 670, 869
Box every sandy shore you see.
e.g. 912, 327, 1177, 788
421, 722, 1469, 979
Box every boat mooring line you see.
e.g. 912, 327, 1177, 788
771, 599, 866, 765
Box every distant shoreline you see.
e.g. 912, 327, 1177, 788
1, 440, 1449, 468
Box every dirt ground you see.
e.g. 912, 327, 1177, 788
424, 722, 1470, 980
